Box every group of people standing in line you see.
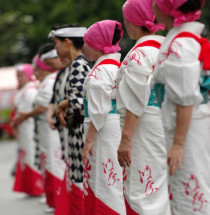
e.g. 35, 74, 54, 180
11, 0, 210, 214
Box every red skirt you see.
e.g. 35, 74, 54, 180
54, 169, 70, 215
13, 150, 44, 196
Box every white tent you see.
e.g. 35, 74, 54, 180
0, 67, 17, 109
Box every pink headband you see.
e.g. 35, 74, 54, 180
34, 55, 55, 72
123, 0, 165, 33
84, 20, 123, 54
16, 64, 35, 81
155, 0, 205, 27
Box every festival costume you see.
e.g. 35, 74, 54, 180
64, 55, 90, 215
51, 68, 70, 161
51, 68, 71, 215
117, 35, 171, 215
83, 53, 126, 215
13, 81, 44, 196
154, 21, 210, 215
48, 26, 89, 215
35, 72, 65, 208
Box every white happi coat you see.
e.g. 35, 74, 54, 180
83, 53, 126, 215
35, 73, 65, 180
154, 22, 210, 215
15, 81, 39, 172
117, 35, 171, 215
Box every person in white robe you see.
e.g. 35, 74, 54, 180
14, 44, 65, 213
48, 62, 71, 215
82, 20, 126, 215
13, 63, 44, 196
117, 0, 171, 214
153, 0, 210, 214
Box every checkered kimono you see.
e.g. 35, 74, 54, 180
51, 68, 70, 161
34, 121, 41, 170
64, 55, 90, 183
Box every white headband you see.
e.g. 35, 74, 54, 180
48, 27, 87, 38
16, 64, 24, 71
40, 49, 58, 61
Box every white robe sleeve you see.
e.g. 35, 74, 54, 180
86, 66, 114, 131
36, 79, 54, 108
118, 48, 153, 117
163, 38, 203, 106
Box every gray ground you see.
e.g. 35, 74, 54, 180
0, 140, 46, 215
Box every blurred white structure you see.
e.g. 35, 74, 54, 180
0, 67, 17, 109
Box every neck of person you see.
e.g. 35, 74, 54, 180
19, 80, 29, 89
41, 71, 52, 82
68, 48, 83, 63
135, 30, 155, 41
94, 51, 104, 62
165, 17, 174, 31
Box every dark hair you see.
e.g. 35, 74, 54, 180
178, 0, 203, 13
52, 23, 84, 49
38, 42, 55, 56
141, 26, 150, 32
140, 19, 158, 33
112, 24, 122, 45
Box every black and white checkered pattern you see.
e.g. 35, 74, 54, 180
34, 120, 41, 170
64, 55, 90, 182
52, 68, 70, 160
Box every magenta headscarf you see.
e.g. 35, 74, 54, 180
16, 64, 35, 81
84, 20, 123, 54
155, 0, 205, 27
33, 54, 55, 73
122, 0, 165, 32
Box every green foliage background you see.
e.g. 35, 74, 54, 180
0, 0, 209, 66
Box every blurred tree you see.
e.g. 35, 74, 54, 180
0, 0, 209, 66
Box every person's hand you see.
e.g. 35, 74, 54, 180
12, 128, 18, 139
48, 117, 57, 130
9, 123, 18, 139
13, 112, 28, 126
55, 100, 68, 117
55, 105, 63, 117
117, 136, 132, 168
58, 111, 67, 127
10, 120, 16, 129
82, 139, 93, 164
55, 104, 67, 128
168, 143, 184, 176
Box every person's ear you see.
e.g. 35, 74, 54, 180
64, 38, 73, 48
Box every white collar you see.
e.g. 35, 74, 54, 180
94, 53, 121, 66
168, 21, 205, 37
135, 35, 165, 45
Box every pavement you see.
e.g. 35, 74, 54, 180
0, 140, 46, 215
